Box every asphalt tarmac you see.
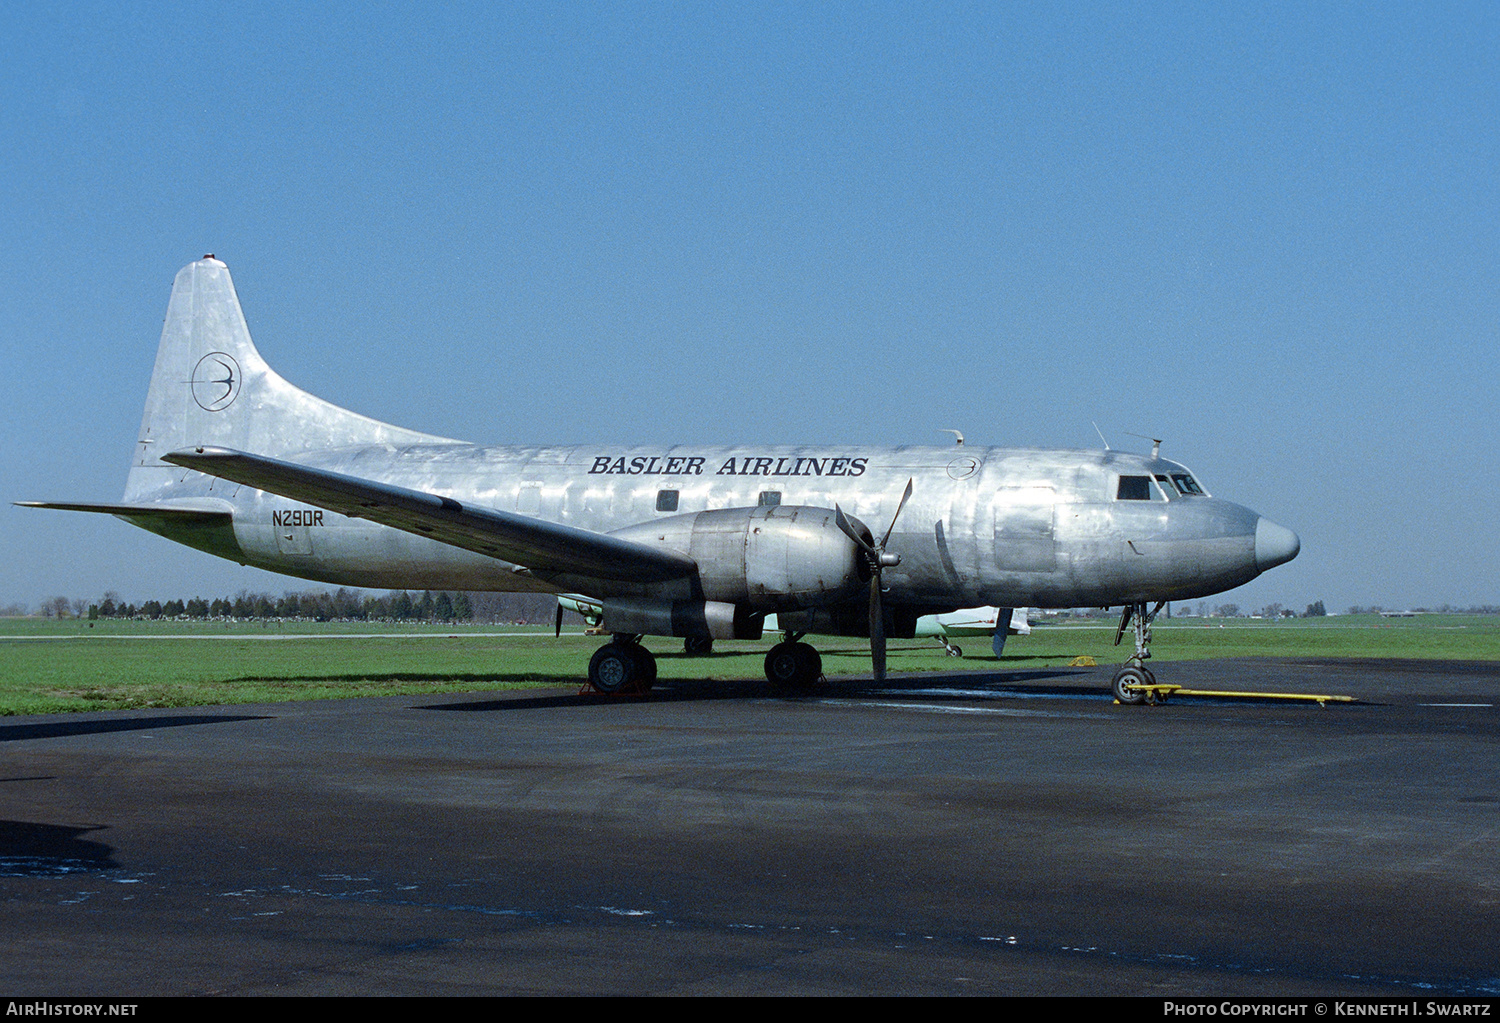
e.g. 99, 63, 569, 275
2, 657, 1497, 996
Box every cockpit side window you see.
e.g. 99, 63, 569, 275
1116, 475, 1152, 501
1171, 474, 1205, 496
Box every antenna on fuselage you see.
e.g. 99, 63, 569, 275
1092, 421, 1111, 451
1125, 432, 1162, 459
940, 429, 964, 447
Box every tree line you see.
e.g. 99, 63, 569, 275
33, 589, 566, 625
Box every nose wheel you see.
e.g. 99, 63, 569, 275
1111, 663, 1157, 705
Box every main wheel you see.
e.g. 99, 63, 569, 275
1112, 665, 1150, 705
628, 643, 657, 692
588, 643, 638, 694
945, 643, 963, 658
683, 636, 714, 656
765, 642, 821, 690
792, 642, 821, 684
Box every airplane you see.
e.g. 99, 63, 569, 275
762, 606, 1031, 659
690, 605, 1027, 665
19, 257, 1300, 704
914, 606, 1031, 658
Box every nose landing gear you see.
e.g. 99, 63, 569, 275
1111, 601, 1164, 705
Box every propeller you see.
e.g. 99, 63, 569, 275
835, 478, 913, 682
555, 601, 564, 638
992, 608, 1013, 659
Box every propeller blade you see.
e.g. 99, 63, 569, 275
879, 478, 914, 551
993, 607, 1013, 658
869, 575, 886, 682
834, 504, 876, 554
555, 602, 564, 638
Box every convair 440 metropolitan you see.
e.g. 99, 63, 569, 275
21, 257, 1300, 704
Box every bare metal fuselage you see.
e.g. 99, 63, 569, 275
137, 440, 1271, 612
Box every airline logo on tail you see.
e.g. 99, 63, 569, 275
191, 353, 240, 411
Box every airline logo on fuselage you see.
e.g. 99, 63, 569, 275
589, 455, 868, 477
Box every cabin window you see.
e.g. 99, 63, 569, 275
656, 489, 679, 512
758, 490, 782, 507
1116, 475, 1152, 501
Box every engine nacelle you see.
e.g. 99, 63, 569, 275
610, 505, 868, 611
599, 598, 764, 640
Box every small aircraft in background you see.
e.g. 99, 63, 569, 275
915, 606, 1030, 658
21, 257, 1299, 703
563, 598, 1029, 662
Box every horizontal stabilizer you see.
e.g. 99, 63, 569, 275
15, 500, 232, 523
162, 447, 698, 583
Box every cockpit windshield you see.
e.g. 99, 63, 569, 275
1155, 473, 1206, 496
1118, 471, 1209, 501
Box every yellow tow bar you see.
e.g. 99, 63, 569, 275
1120, 684, 1354, 707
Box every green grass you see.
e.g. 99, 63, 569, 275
0, 617, 558, 638
1022, 614, 1500, 663
1, 614, 1496, 715
0, 628, 577, 715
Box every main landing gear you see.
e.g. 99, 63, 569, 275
1111, 601, 1165, 705
764, 634, 822, 691
586, 636, 657, 695
584, 633, 826, 695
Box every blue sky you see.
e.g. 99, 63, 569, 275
3, 2, 1496, 612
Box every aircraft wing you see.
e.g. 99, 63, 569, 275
162, 447, 697, 583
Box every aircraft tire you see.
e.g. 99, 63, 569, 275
794, 642, 822, 684
765, 642, 820, 690
946, 644, 963, 658
588, 643, 638, 694
683, 636, 714, 656
1112, 666, 1149, 705
628, 643, 657, 692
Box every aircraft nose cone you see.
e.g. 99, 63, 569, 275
1255, 518, 1300, 572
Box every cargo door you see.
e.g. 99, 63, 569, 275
992, 487, 1057, 573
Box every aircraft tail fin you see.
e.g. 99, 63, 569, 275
125, 257, 454, 502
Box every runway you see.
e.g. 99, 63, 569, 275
2, 657, 1497, 996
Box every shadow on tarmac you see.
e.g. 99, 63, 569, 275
0, 714, 271, 743
0, 819, 118, 876
421, 667, 1103, 713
